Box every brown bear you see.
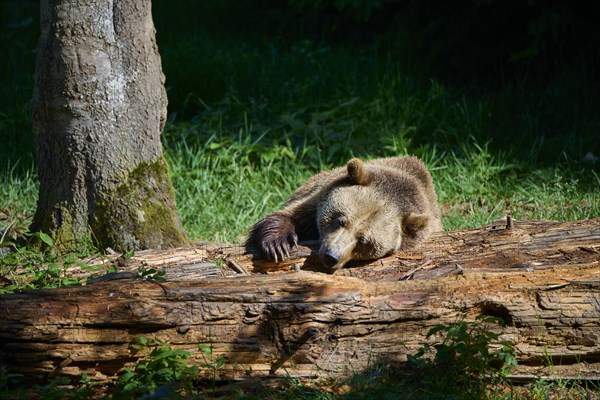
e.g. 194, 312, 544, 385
247, 156, 442, 271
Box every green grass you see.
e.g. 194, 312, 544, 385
0, 165, 37, 220
164, 123, 313, 242
433, 142, 600, 231
164, 127, 599, 242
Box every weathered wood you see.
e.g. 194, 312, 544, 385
1, 218, 599, 382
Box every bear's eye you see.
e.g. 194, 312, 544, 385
336, 216, 347, 228
357, 235, 368, 245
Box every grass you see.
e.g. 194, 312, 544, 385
164, 126, 599, 242
163, 123, 313, 242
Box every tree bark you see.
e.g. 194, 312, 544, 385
31, 0, 188, 251
1, 218, 599, 382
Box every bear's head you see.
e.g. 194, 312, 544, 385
316, 158, 431, 271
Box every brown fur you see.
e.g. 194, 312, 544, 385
246, 156, 442, 271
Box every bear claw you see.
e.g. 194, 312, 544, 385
262, 235, 296, 262
248, 212, 298, 263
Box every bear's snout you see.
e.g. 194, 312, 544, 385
320, 248, 342, 269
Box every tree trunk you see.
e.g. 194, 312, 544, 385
1, 218, 599, 382
30, 0, 188, 251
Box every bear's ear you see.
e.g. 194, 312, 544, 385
347, 158, 371, 185
403, 212, 430, 236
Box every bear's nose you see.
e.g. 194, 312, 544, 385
322, 249, 341, 268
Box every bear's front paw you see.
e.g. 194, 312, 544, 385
247, 212, 298, 262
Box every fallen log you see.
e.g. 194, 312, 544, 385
1, 217, 599, 383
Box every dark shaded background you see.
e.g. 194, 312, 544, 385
2, 0, 599, 169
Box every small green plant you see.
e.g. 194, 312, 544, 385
135, 266, 167, 282
68, 373, 99, 400
408, 315, 517, 396
122, 248, 135, 260
0, 233, 98, 294
197, 343, 230, 390
112, 335, 199, 399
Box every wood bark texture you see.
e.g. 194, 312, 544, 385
1, 218, 599, 382
31, 0, 187, 250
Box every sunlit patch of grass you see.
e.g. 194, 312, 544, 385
0, 164, 37, 230
163, 121, 600, 243
163, 123, 312, 243
433, 143, 599, 231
